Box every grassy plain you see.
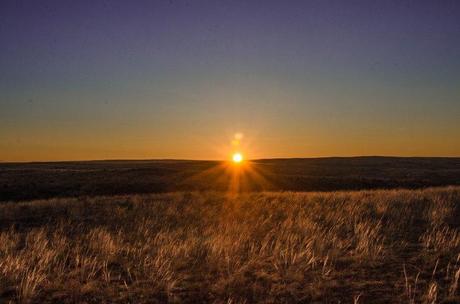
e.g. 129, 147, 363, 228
1, 187, 460, 303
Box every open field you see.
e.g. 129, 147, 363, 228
1, 187, 460, 303
3, 1, 460, 303
1, 157, 460, 202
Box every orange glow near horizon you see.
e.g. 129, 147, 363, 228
2, 127, 460, 162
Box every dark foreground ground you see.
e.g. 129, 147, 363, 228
1, 188, 459, 303
1, 157, 460, 201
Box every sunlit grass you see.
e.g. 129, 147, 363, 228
0, 187, 460, 302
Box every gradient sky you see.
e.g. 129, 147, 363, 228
1, 0, 460, 161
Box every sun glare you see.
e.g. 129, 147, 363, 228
232, 153, 243, 163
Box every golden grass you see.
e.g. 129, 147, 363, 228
0, 187, 460, 303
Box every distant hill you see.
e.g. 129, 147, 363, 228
1, 157, 460, 201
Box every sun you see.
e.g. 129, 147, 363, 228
232, 152, 243, 163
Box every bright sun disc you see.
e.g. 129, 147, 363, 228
232, 153, 243, 163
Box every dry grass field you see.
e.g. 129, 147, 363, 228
1, 187, 460, 303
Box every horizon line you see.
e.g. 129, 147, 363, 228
2, 155, 460, 164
